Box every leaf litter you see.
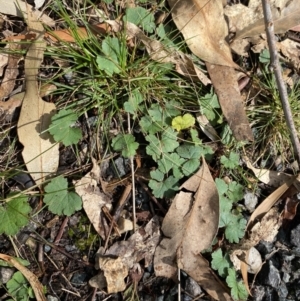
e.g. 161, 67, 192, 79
1, 0, 300, 300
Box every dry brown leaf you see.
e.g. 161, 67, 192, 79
168, 0, 237, 68
74, 159, 112, 240
246, 175, 296, 230
0, 254, 46, 301
244, 156, 293, 186
0, 43, 22, 100
17, 11, 59, 187
0, 92, 24, 122
206, 63, 254, 141
45, 23, 109, 42
283, 196, 299, 221
154, 159, 230, 301
107, 20, 211, 85
235, 0, 300, 39
0, 0, 55, 27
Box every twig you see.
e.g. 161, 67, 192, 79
262, 0, 300, 164
127, 112, 137, 231
103, 184, 132, 251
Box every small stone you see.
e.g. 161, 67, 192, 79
47, 296, 59, 301
267, 261, 281, 288
244, 192, 258, 212
278, 281, 288, 298
0, 267, 14, 284
282, 272, 290, 283
259, 260, 281, 288
264, 286, 277, 301
252, 285, 265, 301
114, 157, 127, 177
71, 271, 87, 286
291, 224, 300, 248
184, 277, 202, 301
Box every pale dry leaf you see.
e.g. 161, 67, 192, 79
244, 156, 293, 186
107, 20, 211, 85
230, 38, 251, 56
225, 4, 259, 32
99, 256, 128, 294
235, 0, 300, 39
17, 11, 59, 187
0, 51, 8, 77
278, 39, 300, 71
117, 217, 133, 234
206, 63, 254, 141
168, 0, 237, 68
0, 254, 46, 301
0, 0, 55, 27
248, 207, 281, 245
74, 161, 112, 240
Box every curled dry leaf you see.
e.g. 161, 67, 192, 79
283, 196, 299, 221
107, 20, 211, 85
244, 156, 293, 186
155, 159, 232, 301
17, 11, 59, 187
0, 254, 46, 301
74, 159, 112, 240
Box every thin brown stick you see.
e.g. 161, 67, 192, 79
262, 0, 300, 164
103, 184, 132, 251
